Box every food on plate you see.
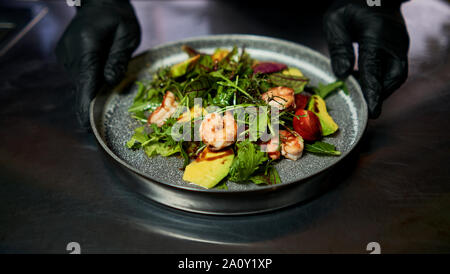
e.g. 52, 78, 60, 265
307, 95, 339, 136
261, 86, 296, 110
127, 45, 347, 189
199, 111, 237, 151
294, 94, 310, 110
183, 147, 234, 189
279, 130, 304, 161
293, 109, 322, 142
147, 91, 179, 127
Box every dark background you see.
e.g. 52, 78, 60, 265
0, 0, 449, 253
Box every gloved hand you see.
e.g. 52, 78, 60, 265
56, 0, 141, 129
323, 0, 409, 118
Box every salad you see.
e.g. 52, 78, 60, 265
126, 45, 347, 189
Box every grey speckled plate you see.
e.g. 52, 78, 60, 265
90, 34, 368, 215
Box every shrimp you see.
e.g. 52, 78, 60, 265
199, 111, 237, 151
261, 86, 295, 110
279, 130, 304, 161
148, 91, 179, 127
261, 135, 281, 160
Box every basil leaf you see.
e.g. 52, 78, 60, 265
305, 141, 341, 156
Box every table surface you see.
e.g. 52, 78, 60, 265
0, 0, 449, 253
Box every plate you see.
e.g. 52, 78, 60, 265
90, 34, 368, 215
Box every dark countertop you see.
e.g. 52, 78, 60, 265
0, 0, 449, 253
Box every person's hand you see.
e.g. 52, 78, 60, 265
56, 0, 141, 129
323, 0, 409, 118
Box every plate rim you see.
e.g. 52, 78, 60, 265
90, 34, 368, 194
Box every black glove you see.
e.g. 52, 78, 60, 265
323, 0, 409, 118
56, 0, 141, 129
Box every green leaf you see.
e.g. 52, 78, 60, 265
268, 73, 309, 94
229, 140, 268, 182
210, 71, 254, 100
312, 80, 346, 99
214, 180, 229, 190
128, 96, 162, 113
133, 81, 146, 102
179, 142, 190, 169
305, 141, 341, 156
249, 166, 281, 185
211, 85, 234, 107
126, 126, 149, 149
143, 142, 180, 157
128, 81, 163, 114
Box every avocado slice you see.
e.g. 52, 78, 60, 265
282, 67, 304, 77
170, 55, 200, 78
307, 95, 338, 136
183, 147, 234, 189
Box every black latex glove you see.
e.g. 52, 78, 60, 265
56, 0, 141, 129
323, 0, 409, 118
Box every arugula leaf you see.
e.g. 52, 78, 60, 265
128, 96, 162, 113
312, 80, 348, 99
229, 140, 268, 182
134, 81, 146, 102
211, 85, 234, 107
305, 141, 341, 156
148, 117, 178, 147
128, 82, 163, 114
210, 71, 254, 100
126, 118, 182, 158
179, 142, 190, 169
143, 142, 180, 157
126, 126, 149, 149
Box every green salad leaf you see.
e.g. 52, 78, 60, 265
143, 142, 181, 157
126, 118, 181, 158
229, 140, 268, 182
128, 82, 163, 114
126, 126, 150, 149
249, 166, 281, 185
304, 141, 341, 156
312, 80, 348, 99
268, 73, 309, 94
